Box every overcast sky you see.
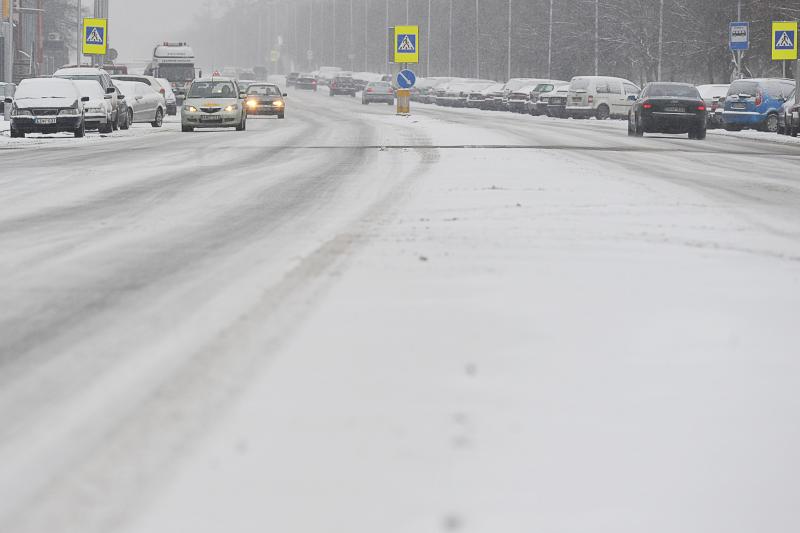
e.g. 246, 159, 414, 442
109, 0, 214, 64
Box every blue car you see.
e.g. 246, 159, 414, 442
722, 78, 796, 132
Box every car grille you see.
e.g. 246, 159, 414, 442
550, 97, 566, 105
201, 107, 221, 113
32, 109, 58, 116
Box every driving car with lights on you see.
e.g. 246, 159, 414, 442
245, 83, 286, 118
181, 77, 247, 133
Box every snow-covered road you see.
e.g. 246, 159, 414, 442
1, 91, 799, 533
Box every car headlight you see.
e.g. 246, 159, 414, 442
184, 105, 198, 113
247, 100, 257, 108
224, 105, 237, 112
59, 108, 79, 115
13, 108, 32, 116
274, 101, 284, 107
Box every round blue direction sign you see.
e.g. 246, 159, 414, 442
397, 69, 416, 89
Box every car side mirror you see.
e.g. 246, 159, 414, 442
628, 94, 637, 101
106, 87, 116, 94
118, 94, 125, 100
3, 97, 11, 104
81, 96, 90, 102
283, 93, 288, 97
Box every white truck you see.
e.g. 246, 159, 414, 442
144, 42, 197, 102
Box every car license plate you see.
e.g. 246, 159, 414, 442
36, 117, 57, 125
664, 106, 685, 113
572, 97, 582, 102
200, 115, 222, 122
732, 103, 746, 110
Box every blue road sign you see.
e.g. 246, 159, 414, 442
397, 69, 416, 89
729, 22, 749, 51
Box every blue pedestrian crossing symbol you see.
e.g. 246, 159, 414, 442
85, 26, 105, 46
397, 34, 416, 54
775, 30, 794, 50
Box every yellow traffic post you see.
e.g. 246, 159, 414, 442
396, 89, 410, 115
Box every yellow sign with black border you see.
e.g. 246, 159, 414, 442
772, 21, 797, 61
83, 18, 108, 56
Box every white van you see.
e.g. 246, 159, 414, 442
565, 76, 640, 119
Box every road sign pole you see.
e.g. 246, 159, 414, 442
3, 0, 13, 83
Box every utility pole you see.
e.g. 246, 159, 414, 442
594, 0, 598, 75
406, 0, 409, 24
657, 0, 663, 81
448, 0, 452, 76
426, 0, 431, 77
547, 0, 553, 79
3, 0, 14, 82
506, 0, 511, 80
384, 0, 388, 74
349, 0, 353, 71
475, 0, 479, 78
76, 0, 82, 66
364, 0, 368, 72
332, 0, 336, 66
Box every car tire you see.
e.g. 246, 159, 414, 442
10, 127, 23, 138
634, 115, 644, 137
350, 93, 355, 98
119, 108, 130, 130
236, 116, 246, 131
695, 126, 707, 140
151, 108, 163, 128
112, 111, 119, 131
128, 109, 134, 127
596, 105, 610, 120
181, 125, 193, 132
764, 113, 779, 133
74, 120, 85, 138
278, 113, 285, 119
627, 114, 635, 136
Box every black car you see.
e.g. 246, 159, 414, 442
245, 83, 287, 119
295, 74, 317, 91
286, 72, 300, 87
329, 76, 357, 97
628, 82, 707, 139
6, 78, 90, 138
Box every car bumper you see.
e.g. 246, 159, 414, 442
507, 101, 528, 111
11, 116, 82, 133
246, 104, 284, 115
364, 95, 394, 103
643, 112, 704, 133
565, 106, 594, 117
182, 112, 241, 127
722, 110, 764, 125
84, 112, 109, 128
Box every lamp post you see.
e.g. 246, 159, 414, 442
475, 0, 479, 78
448, 0, 452, 76
547, 0, 553, 79
594, 0, 598, 75
657, 0, 663, 81
506, 0, 511, 80
4, 0, 14, 81
426, 0, 431, 77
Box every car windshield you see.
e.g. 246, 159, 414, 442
56, 74, 101, 83
534, 84, 554, 93
114, 76, 152, 86
158, 65, 195, 82
646, 84, 700, 98
188, 81, 237, 98
728, 80, 759, 97
14, 79, 78, 99
247, 85, 281, 96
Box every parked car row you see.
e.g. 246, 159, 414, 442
409, 73, 798, 138
4, 67, 169, 138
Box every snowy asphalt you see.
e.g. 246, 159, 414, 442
1, 91, 799, 533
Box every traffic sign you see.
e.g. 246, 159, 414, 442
729, 22, 749, 51
82, 18, 107, 56
394, 25, 419, 64
772, 21, 798, 61
396, 69, 416, 89
270, 50, 280, 62
307, 50, 314, 60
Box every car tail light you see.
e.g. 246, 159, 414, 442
642, 102, 653, 109
588, 95, 593, 104
755, 89, 762, 106
367, 88, 373, 93
696, 105, 706, 111
160, 88, 165, 95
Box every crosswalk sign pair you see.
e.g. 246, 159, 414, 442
83, 17, 108, 56
772, 21, 797, 61
394, 25, 419, 64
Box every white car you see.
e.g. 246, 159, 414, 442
696, 84, 730, 129
155, 78, 178, 115
565, 76, 641, 120
114, 80, 167, 127
181, 77, 247, 132
73, 79, 114, 133
534, 84, 571, 118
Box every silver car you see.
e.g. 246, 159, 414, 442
181, 77, 247, 132
114, 80, 167, 127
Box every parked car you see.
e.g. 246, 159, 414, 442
329, 75, 357, 97
181, 77, 246, 132
0, 82, 6, 113
155, 78, 179, 115
295, 74, 318, 91
787, 102, 800, 137
696, 84, 729, 129
507, 84, 540, 113
486, 78, 542, 111
628, 82, 707, 139
113, 80, 167, 127
5, 77, 89, 138
286, 72, 300, 87
526, 81, 568, 115
722, 78, 796, 132
53, 66, 123, 130
245, 83, 286, 118
566, 76, 640, 119
362, 81, 395, 105
467, 83, 501, 109
534, 84, 570, 117
73, 80, 115, 133
420, 78, 456, 104
777, 89, 796, 135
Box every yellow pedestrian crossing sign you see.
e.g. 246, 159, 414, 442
83, 18, 108, 56
772, 21, 797, 61
394, 25, 419, 64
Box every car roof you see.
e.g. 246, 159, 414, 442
192, 77, 236, 83
54, 67, 106, 75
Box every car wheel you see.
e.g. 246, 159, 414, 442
128, 109, 134, 127
119, 109, 130, 130
151, 108, 163, 128
627, 113, 635, 136
10, 127, 23, 138
350, 92, 356, 98
181, 125, 194, 132
634, 115, 644, 137
112, 111, 119, 131
695, 126, 707, 140
596, 104, 610, 120
236, 116, 246, 131
764, 113, 779, 133
278, 113, 285, 119
74, 120, 85, 138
